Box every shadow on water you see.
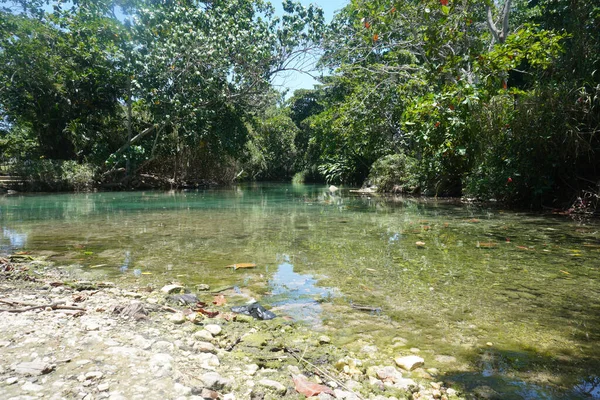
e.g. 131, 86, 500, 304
438, 346, 600, 399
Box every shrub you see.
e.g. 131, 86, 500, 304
368, 154, 418, 193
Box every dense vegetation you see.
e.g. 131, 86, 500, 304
1, 0, 599, 209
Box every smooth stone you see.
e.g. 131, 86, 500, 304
258, 379, 286, 395
395, 355, 425, 371
6, 377, 18, 384
98, 383, 110, 392
201, 372, 230, 390
193, 341, 216, 353
394, 377, 417, 391
375, 366, 403, 383
173, 382, 192, 396
169, 313, 187, 324
13, 361, 55, 376
161, 284, 184, 294
196, 284, 210, 291
195, 353, 220, 368
410, 347, 421, 353
204, 324, 222, 336
193, 330, 213, 341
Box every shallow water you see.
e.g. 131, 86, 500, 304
1, 183, 599, 399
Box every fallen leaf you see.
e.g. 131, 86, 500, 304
416, 241, 426, 247
476, 242, 496, 248
225, 263, 257, 269
213, 294, 227, 306
196, 308, 219, 318
292, 374, 334, 397
560, 270, 570, 275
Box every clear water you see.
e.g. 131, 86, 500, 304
1, 183, 599, 399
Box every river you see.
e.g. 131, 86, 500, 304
1, 183, 599, 399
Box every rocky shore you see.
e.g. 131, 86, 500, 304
0, 257, 464, 400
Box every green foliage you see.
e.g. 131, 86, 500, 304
244, 109, 298, 180
368, 154, 418, 193
13, 160, 95, 191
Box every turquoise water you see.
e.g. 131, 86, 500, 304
1, 183, 599, 399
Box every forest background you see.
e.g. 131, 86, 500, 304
0, 0, 598, 209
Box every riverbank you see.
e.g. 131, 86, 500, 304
0, 256, 463, 400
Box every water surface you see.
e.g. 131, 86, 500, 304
1, 184, 599, 399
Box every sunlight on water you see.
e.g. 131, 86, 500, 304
1, 183, 599, 399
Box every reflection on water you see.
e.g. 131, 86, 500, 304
1, 184, 599, 399
2, 227, 27, 250
267, 254, 336, 326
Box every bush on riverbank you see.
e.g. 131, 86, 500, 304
13, 160, 96, 192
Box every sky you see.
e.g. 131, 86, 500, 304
270, 0, 348, 95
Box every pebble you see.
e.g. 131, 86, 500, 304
193, 330, 213, 341
201, 372, 230, 390
98, 383, 110, 392
169, 313, 187, 324
193, 341, 216, 353
6, 376, 18, 385
204, 324, 222, 336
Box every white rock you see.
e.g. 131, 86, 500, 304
394, 377, 417, 391
192, 353, 220, 368
394, 355, 424, 371
85, 370, 103, 380
6, 377, 18, 384
169, 313, 186, 324
84, 322, 100, 331
201, 372, 231, 390
98, 383, 110, 392
161, 284, 184, 294
193, 330, 213, 341
245, 364, 259, 376
173, 382, 192, 395
153, 341, 175, 352
204, 324, 222, 336
193, 341, 216, 353
375, 366, 403, 383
